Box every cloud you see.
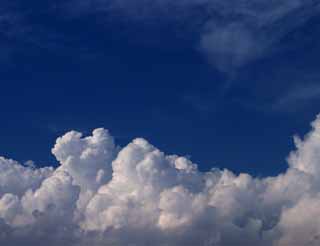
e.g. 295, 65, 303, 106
199, 22, 264, 73
1, 115, 320, 245
271, 83, 320, 113
197, 0, 320, 73
1, 0, 319, 74
60, 0, 320, 73
0, 157, 53, 197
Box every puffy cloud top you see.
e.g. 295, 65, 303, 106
1, 116, 320, 245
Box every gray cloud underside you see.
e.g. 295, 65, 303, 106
1, 115, 320, 245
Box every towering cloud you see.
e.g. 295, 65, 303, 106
1, 115, 320, 245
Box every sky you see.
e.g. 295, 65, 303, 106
1, 0, 320, 177
1, 1, 320, 245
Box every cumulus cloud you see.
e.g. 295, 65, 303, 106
0, 157, 53, 197
2, 115, 320, 245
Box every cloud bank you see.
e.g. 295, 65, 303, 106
1, 115, 320, 245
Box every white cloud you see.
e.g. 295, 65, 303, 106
0, 157, 53, 197
1, 115, 320, 245
52, 128, 117, 191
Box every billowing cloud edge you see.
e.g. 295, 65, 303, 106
1, 115, 320, 245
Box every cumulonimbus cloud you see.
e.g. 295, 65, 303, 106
1, 115, 320, 245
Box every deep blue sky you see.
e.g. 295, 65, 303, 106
1, 1, 320, 176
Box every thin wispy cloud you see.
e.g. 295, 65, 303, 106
272, 83, 320, 113
1, 2, 320, 244
1, 0, 320, 74
198, 0, 320, 72
61, 0, 320, 73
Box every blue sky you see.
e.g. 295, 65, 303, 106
1, 0, 320, 177
3, 2, 320, 246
